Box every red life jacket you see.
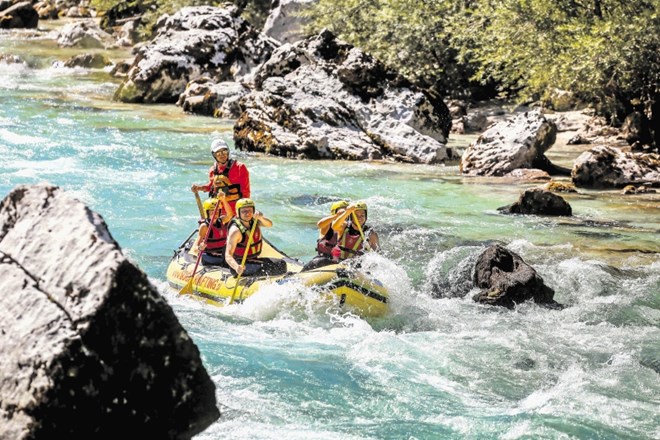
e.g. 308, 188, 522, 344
333, 225, 369, 261
210, 159, 244, 202
204, 219, 229, 254
231, 218, 262, 258
316, 228, 339, 257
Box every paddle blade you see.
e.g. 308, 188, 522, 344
179, 279, 194, 295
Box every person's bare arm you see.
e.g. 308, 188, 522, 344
254, 211, 272, 228
225, 227, 243, 274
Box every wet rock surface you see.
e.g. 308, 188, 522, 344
0, 184, 219, 439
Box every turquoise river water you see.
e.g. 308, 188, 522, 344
1, 24, 659, 439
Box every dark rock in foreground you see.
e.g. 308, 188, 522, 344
0, 184, 219, 439
0, 1, 38, 29
498, 188, 572, 216
473, 244, 559, 308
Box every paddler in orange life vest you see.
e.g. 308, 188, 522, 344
330, 201, 379, 262
196, 192, 234, 266
302, 200, 349, 270
191, 139, 250, 212
225, 198, 273, 276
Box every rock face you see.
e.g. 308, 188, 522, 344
0, 185, 219, 439
498, 188, 572, 216
177, 77, 250, 118
114, 5, 277, 103
262, 0, 316, 44
460, 110, 558, 176
572, 145, 660, 188
234, 29, 453, 163
473, 244, 558, 308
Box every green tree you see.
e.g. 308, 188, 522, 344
307, 0, 659, 146
453, 0, 660, 143
305, 0, 484, 97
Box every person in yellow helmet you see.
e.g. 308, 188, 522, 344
302, 200, 349, 270
196, 192, 233, 266
330, 201, 379, 262
225, 198, 273, 276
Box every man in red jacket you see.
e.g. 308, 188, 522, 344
191, 139, 250, 212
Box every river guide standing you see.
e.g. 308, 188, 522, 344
191, 139, 250, 212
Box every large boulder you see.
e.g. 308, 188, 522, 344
460, 110, 559, 176
234, 30, 453, 164
0, 184, 219, 439
571, 145, 660, 188
473, 244, 559, 308
114, 5, 278, 103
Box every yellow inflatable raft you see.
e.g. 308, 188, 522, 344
166, 230, 389, 318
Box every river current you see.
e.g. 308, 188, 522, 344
1, 24, 659, 439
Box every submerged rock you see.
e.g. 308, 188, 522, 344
473, 244, 559, 308
498, 188, 572, 216
0, 184, 219, 439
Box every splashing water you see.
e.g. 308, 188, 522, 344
2, 25, 659, 439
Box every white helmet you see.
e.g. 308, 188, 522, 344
210, 139, 229, 154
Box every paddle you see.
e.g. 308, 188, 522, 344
194, 191, 206, 219
227, 218, 259, 305
351, 212, 368, 250
180, 199, 222, 295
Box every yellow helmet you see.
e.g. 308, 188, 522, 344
354, 201, 367, 211
203, 198, 218, 211
330, 200, 349, 215
235, 198, 255, 212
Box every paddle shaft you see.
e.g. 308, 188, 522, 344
227, 218, 259, 305
351, 212, 368, 249
180, 200, 222, 295
194, 191, 207, 219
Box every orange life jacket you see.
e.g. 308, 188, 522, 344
231, 218, 262, 258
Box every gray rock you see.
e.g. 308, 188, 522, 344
235, 30, 452, 164
460, 110, 558, 176
263, 0, 316, 44
473, 244, 559, 308
498, 188, 572, 216
56, 20, 115, 48
0, 184, 219, 439
177, 78, 250, 118
571, 145, 660, 188
114, 5, 277, 103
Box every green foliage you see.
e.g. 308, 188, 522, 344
453, 0, 660, 121
307, 0, 659, 127
304, 0, 481, 96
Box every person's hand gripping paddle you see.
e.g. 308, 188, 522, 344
180, 199, 222, 295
